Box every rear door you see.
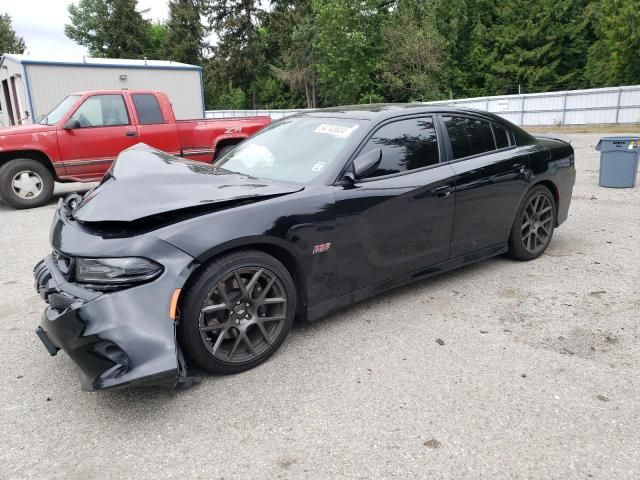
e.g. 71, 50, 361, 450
131, 93, 181, 155
442, 115, 531, 257
334, 115, 456, 294
57, 94, 139, 179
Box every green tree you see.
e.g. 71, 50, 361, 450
486, 0, 594, 94
65, 0, 151, 58
377, 0, 446, 102
145, 22, 169, 60
586, 0, 640, 86
312, 0, 386, 105
204, 0, 263, 108
268, 0, 318, 108
0, 13, 26, 54
164, 0, 206, 64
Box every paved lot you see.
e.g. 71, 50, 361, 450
1, 133, 639, 479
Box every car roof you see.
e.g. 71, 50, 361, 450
300, 103, 508, 123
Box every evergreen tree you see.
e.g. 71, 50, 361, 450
65, 0, 151, 58
267, 0, 317, 108
312, 0, 386, 105
0, 13, 26, 54
164, 0, 206, 64
204, 0, 263, 108
586, 0, 640, 86
377, 0, 446, 102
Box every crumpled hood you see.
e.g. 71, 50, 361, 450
73, 143, 303, 223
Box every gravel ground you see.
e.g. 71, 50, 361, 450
1, 133, 639, 480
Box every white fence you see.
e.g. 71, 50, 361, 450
205, 85, 640, 126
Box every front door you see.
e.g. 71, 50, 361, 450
57, 94, 139, 180
334, 116, 456, 295
442, 115, 532, 257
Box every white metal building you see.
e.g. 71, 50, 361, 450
0, 54, 204, 127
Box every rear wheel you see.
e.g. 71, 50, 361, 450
508, 185, 556, 261
0, 158, 54, 209
178, 250, 296, 374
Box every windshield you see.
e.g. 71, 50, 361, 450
38, 95, 80, 125
216, 116, 366, 184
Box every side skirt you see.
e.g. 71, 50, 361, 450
306, 243, 508, 322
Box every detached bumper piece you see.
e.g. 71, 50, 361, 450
33, 256, 179, 391
35, 326, 60, 356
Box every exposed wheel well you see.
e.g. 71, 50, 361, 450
182, 244, 308, 322
213, 138, 243, 160
0, 150, 56, 180
531, 180, 560, 225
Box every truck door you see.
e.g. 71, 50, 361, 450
130, 93, 181, 156
57, 94, 139, 180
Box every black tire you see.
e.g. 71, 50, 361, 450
178, 250, 296, 374
214, 144, 236, 162
0, 158, 55, 209
508, 185, 557, 261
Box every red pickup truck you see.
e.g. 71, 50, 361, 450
0, 89, 271, 208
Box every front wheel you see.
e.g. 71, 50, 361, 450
0, 158, 55, 209
507, 185, 556, 261
178, 250, 296, 374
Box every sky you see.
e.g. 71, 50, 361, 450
1, 0, 170, 57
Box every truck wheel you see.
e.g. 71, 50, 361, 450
0, 158, 55, 209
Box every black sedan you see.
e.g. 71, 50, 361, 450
34, 105, 575, 390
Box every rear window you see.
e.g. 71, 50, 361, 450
492, 124, 511, 149
444, 116, 495, 159
132, 94, 164, 125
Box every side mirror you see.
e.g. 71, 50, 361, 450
348, 148, 382, 181
64, 118, 81, 130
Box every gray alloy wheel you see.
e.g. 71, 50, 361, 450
198, 266, 288, 364
520, 192, 554, 255
507, 185, 556, 261
178, 250, 296, 374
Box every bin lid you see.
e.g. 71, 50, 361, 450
596, 136, 640, 151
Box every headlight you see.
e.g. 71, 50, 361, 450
74, 257, 163, 285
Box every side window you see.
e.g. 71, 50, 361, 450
132, 94, 164, 125
443, 116, 496, 159
492, 123, 511, 149
362, 117, 439, 178
68, 95, 129, 128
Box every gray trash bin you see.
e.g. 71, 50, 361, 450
596, 136, 639, 188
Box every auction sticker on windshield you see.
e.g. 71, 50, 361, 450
314, 124, 359, 138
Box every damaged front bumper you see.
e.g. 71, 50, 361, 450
33, 204, 198, 391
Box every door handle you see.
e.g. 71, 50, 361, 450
125, 131, 137, 137
433, 185, 452, 198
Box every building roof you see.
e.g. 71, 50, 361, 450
0, 54, 202, 70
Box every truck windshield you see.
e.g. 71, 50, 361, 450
216, 116, 366, 184
38, 95, 81, 125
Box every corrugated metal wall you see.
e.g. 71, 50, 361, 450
205, 109, 302, 120
26, 64, 203, 120
206, 86, 640, 126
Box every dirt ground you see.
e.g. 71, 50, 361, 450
1, 132, 639, 479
